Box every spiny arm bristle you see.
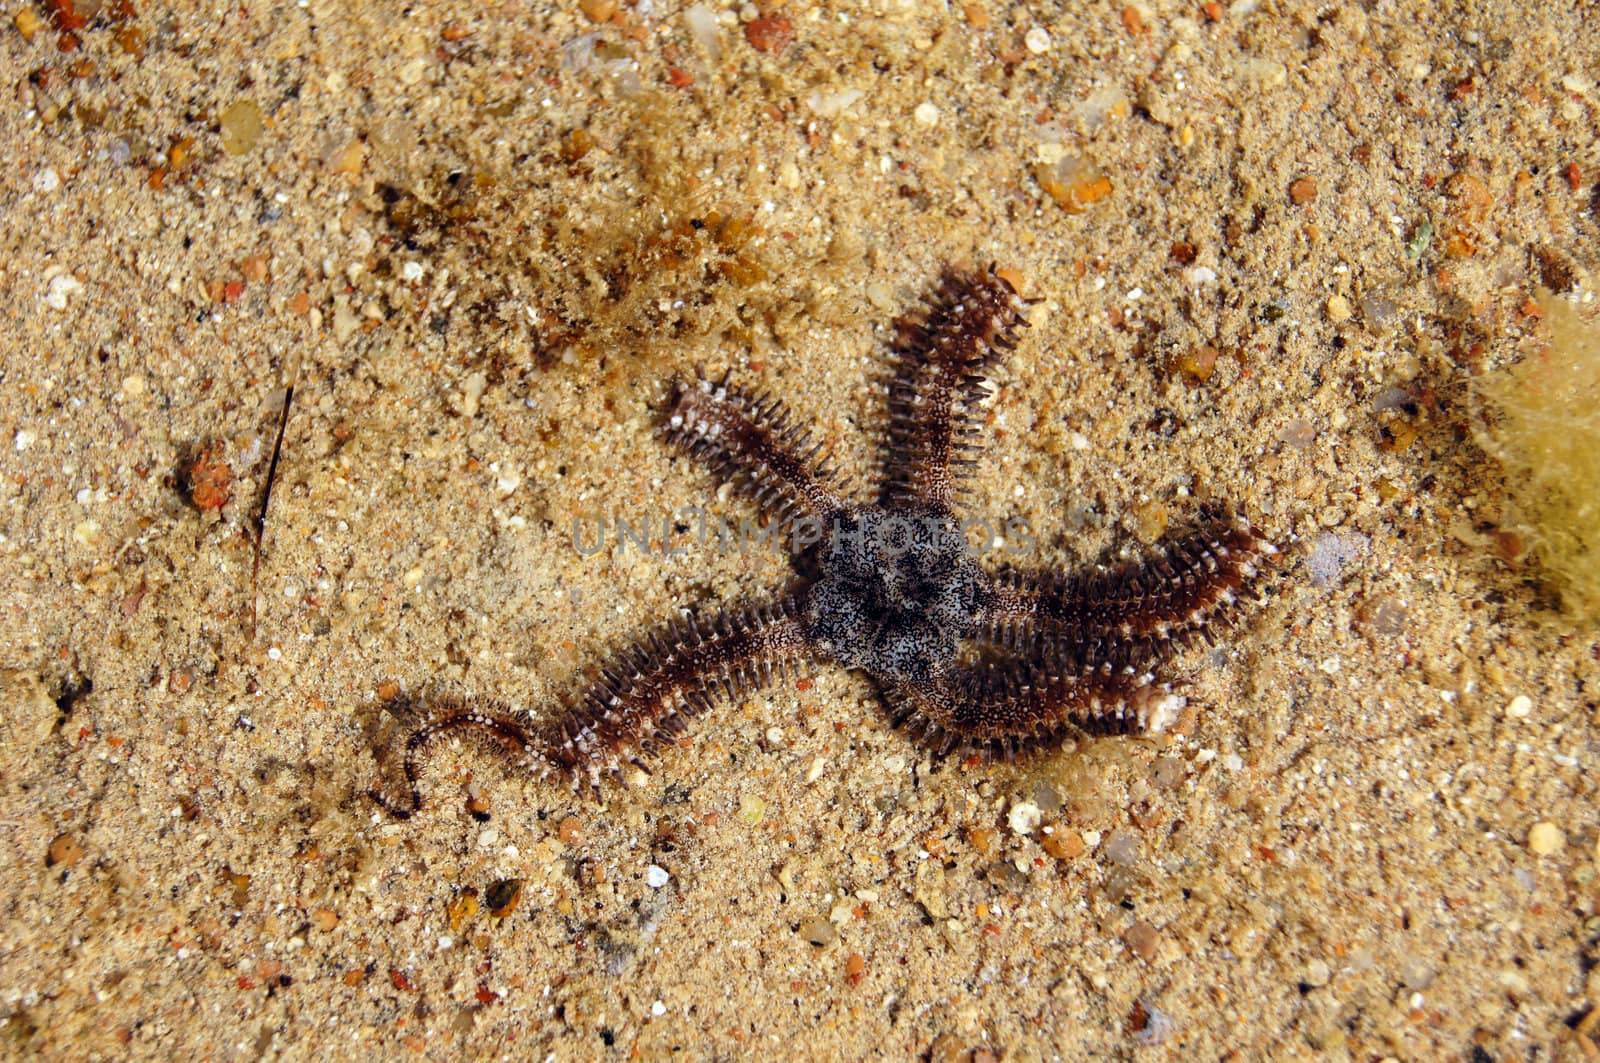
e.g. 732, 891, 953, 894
369, 695, 540, 819
975, 506, 1280, 673
881, 264, 1033, 511
884, 660, 1184, 762
663, 374, 849, 529
539, 595, 818, 793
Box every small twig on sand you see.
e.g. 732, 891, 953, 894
251, 348, 302, 641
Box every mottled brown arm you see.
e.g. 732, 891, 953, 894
371, 597, 821, 812
881, 265, 1033, 511
546, 596, 818, 791
369, 695, 542, 819
974, 508, 1280, 673
884, 659, 1185, 760
664, 375, 850, 529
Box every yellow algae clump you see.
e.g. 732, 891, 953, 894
1477, 295, 1600, 623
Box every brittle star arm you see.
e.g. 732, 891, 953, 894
664, 375, 850, 528
544, 595, 818, 792
971, 508, 1279, 673
370, 597, 819, 814
883, 658, 1185, 761
881, 265, 1033, 511
369, 695, 539, 819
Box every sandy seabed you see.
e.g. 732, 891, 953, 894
2, 1, 1598, 1059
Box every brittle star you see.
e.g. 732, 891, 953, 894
371, 265, 1279, 816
